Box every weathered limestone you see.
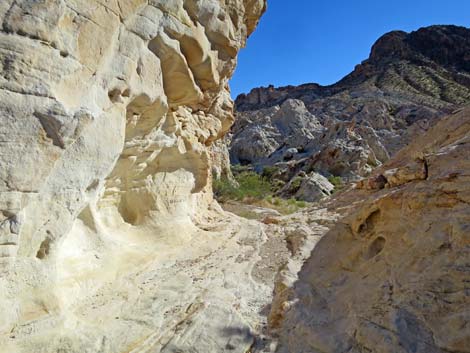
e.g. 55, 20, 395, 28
292, 172, 334, 202
0, 1, 266, 351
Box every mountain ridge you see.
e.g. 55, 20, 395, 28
229, 24, 470, 199
235, 24, 470, 111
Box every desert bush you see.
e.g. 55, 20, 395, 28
262, 166, 280, 179
328, 175, 343, 188
289, 176, 303, 191
214, 166, 311, 215
328, 175, 345, 194
231, 164, 252, 175
213, 171, 271, 201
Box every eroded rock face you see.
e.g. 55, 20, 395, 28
231, 99, 323, 166
291, 172, 334, 202
231, 25, 470, 183
0, 1, 266, 351
276, 107, 470, 353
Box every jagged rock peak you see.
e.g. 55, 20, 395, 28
369, 25, 470, 70
235, 25, 470, 111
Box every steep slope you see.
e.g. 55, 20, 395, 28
0, 1, 268, 352
276, 106, 470, 353
231, 25, 470, 189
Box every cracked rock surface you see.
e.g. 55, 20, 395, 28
0, 1, 269, 352
276, 107, 470, 353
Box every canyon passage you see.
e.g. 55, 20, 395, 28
0, 1, 469, 353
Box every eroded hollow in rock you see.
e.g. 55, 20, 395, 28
36, 237, 51, 259
148, 34, 202, 106
114, 146, 209, 226
99, 94, 210, 226
365, 236, 386, 260
358, 209, 381, 235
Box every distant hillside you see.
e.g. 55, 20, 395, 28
236, 25, 470, 112
229, 25, 470, 200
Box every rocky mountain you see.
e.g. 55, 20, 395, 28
230, 25, 470, 200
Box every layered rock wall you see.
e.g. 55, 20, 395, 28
0, 1, 266, 351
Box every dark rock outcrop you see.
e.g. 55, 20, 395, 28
231, 25, 470, 186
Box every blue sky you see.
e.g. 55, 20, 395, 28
229, 0, 470, 98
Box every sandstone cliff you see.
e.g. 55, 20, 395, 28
275, 106, 470, 353
0, 1, 267, 352
231, 25, 470, 187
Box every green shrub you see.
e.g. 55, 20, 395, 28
231, 164, 252, 175
213, 178, 238, 201
213, 166, 312, 216
275, 198, 308, 214
287, 198, 297, 206
296, 200, 307, 208
262, 166, 280, 179
213, 171, 272, 201
290, 176, 303, 191
328, 175, 343, 188
271, 179, 285, 192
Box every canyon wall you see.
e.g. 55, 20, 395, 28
276, 107, 470, 353
0, 1, 266, 351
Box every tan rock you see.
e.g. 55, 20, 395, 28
277, 107, 470, 353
